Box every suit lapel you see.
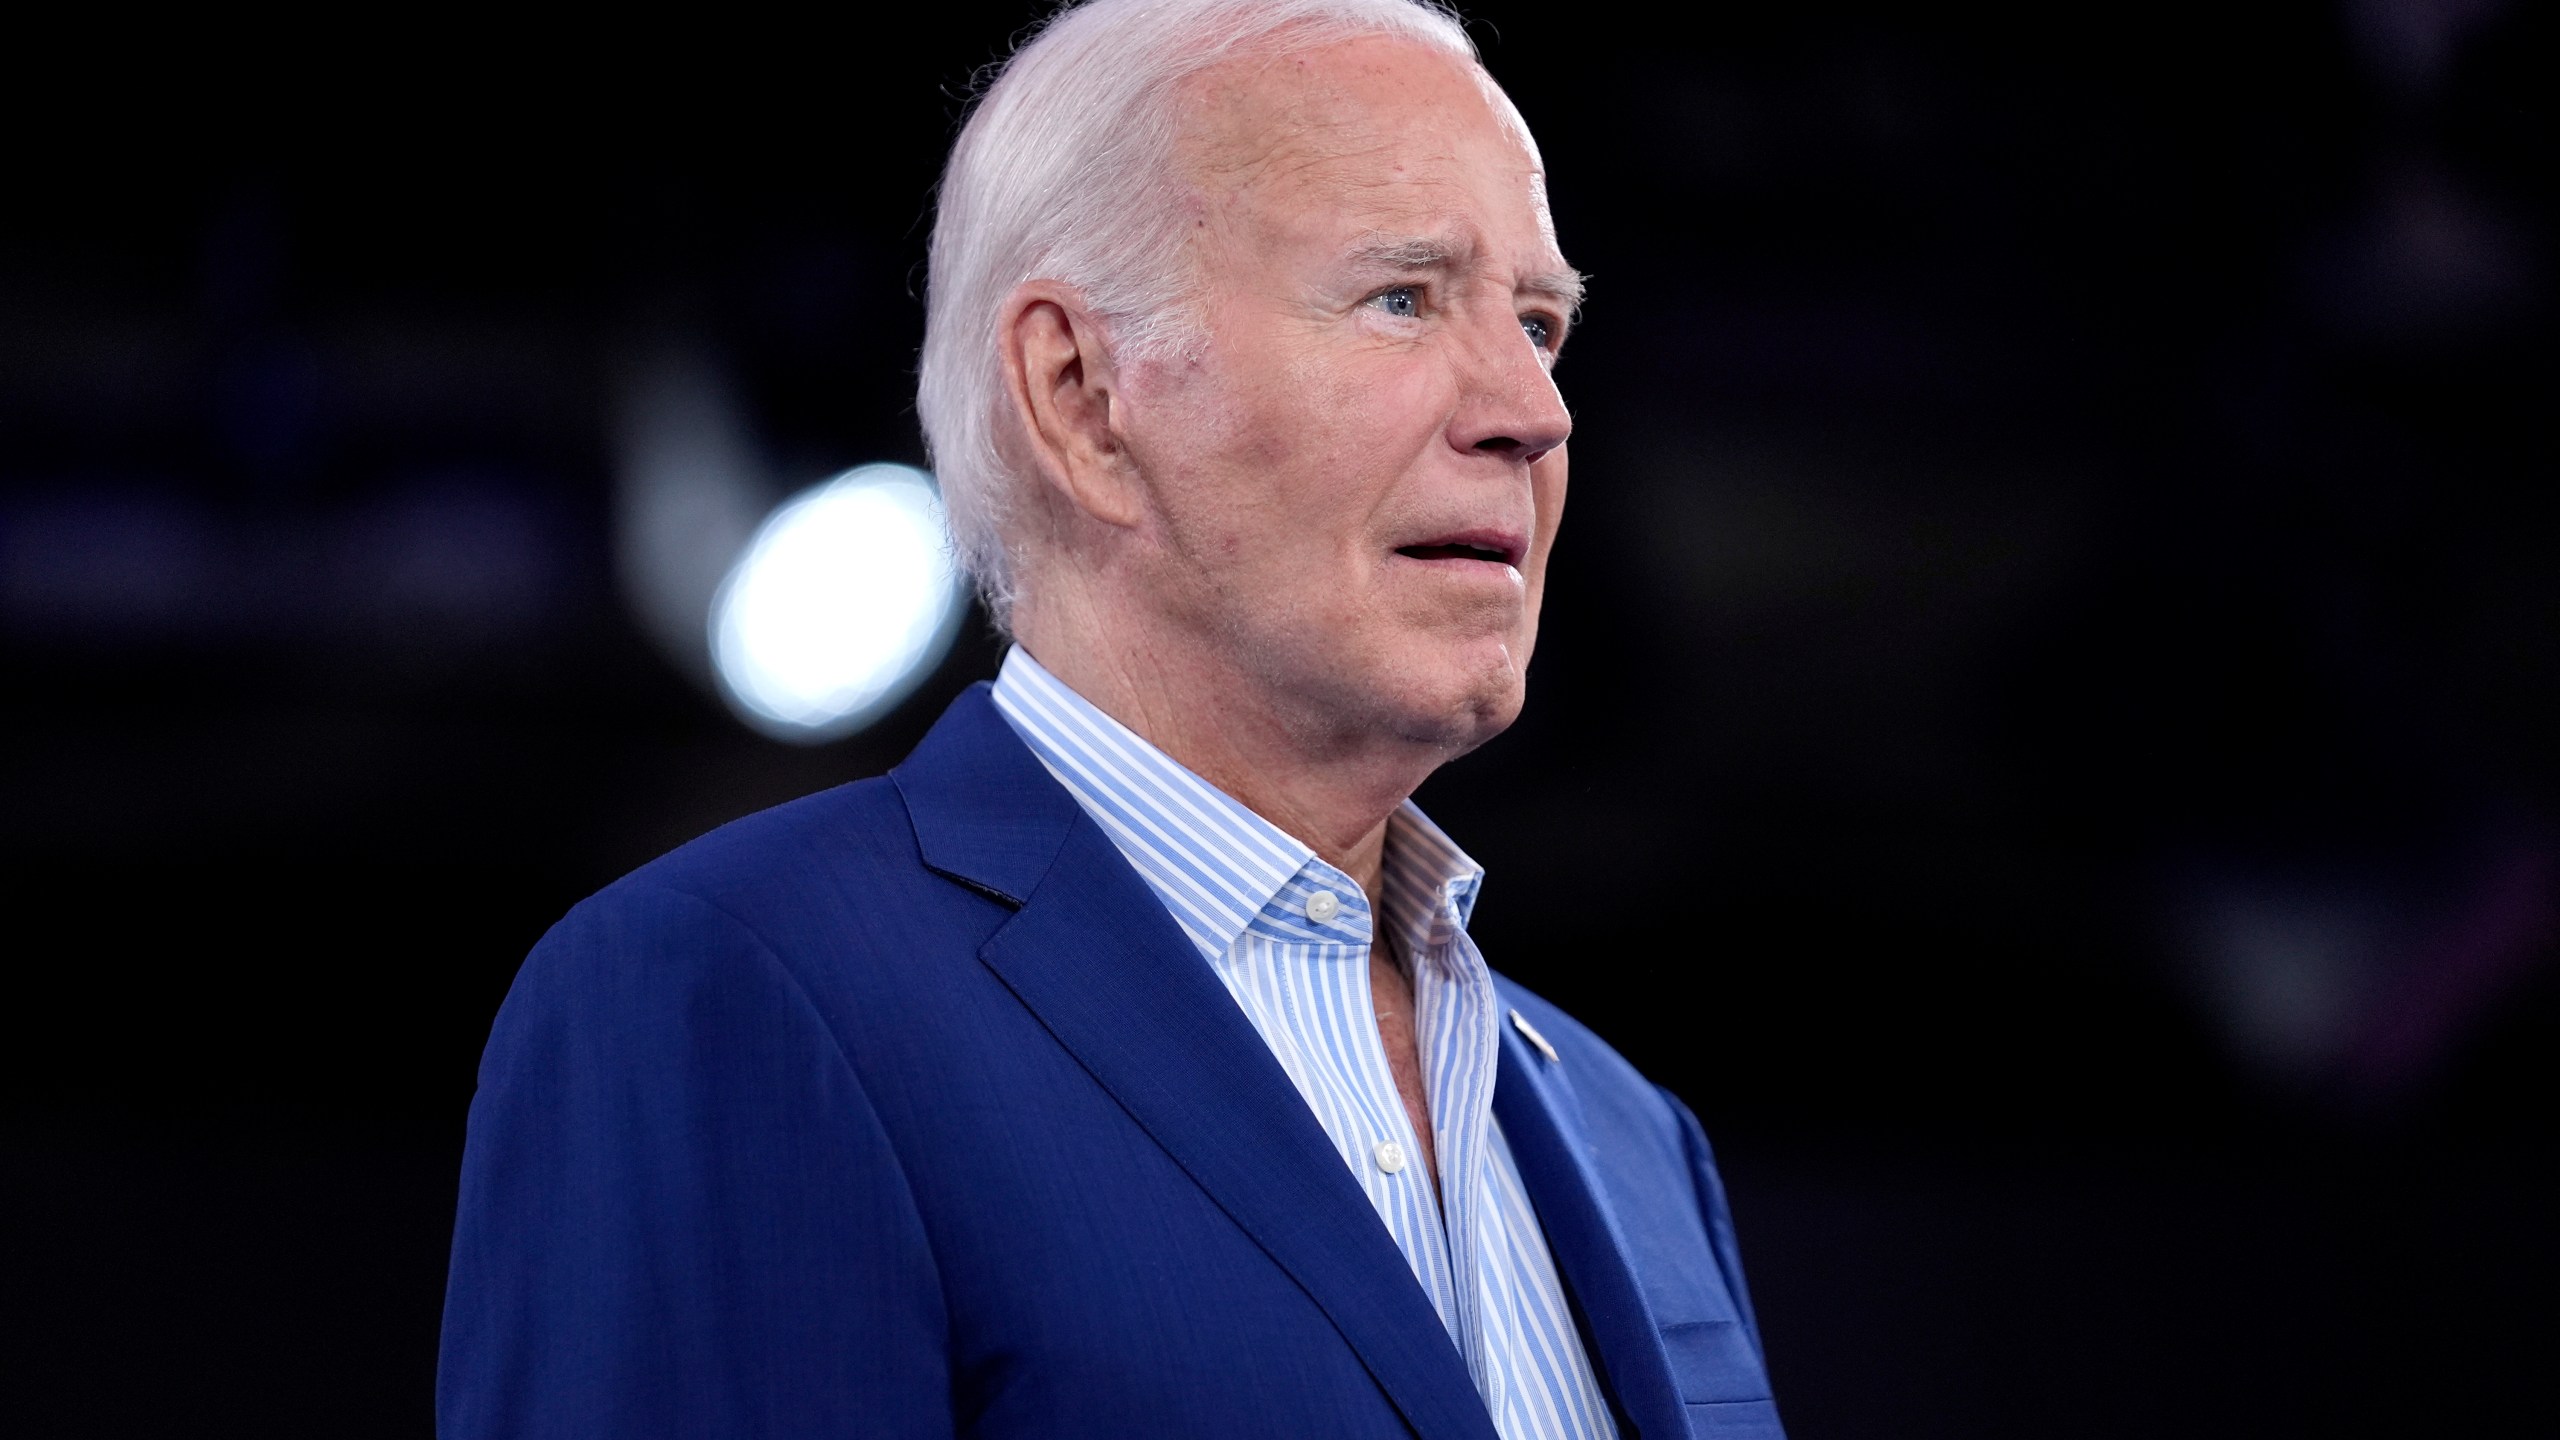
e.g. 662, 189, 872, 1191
895, 689, 1498, 1440
1494, 1030, 1690, 1439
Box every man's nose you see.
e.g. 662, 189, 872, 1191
1448, 315, 1572, 465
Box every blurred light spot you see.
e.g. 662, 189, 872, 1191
2346, 0, 2507, 95
2185, 883, 2389, 1083
2171, 841, 2559, 1105
710, 465, 963, 742
612, 350, 774, 684
0, 489, 214, 636
340, 476, 560, 637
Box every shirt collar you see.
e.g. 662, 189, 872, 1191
989, 645, 1485, 961
1381, 804, 1486, 952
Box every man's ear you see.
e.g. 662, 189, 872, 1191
998, 282, 1145, 530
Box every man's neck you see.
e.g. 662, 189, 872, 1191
1012, 625, 1431, 902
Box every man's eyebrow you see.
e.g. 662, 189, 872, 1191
1520, 268, 1587, 315
1343, 234, 1469, 271
1342, 234, 1588, 314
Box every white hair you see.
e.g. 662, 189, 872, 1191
916, 0, 1478, 628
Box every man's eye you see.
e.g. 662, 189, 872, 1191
1369, 285, 1422, 319
1521, 313, 1556, 350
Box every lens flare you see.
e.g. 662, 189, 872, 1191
710, 465, 963, 742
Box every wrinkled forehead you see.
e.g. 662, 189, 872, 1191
1171, 36, 1557, 251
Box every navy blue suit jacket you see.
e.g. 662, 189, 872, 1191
438, 686, 1782, 1438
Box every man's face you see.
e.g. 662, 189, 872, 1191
1114, 36, 1576, 755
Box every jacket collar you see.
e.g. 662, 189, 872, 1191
891, 683, 1082, 907
987, 647, 1308, 958
891, 686, 1501, 1440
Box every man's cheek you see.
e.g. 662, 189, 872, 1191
1318, 358, 1438, 446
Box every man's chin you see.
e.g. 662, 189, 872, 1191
1374, 645, 1528, 753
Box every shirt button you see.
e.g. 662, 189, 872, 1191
1305, 889, 1341, 923
1373, 1140, 1407, 1175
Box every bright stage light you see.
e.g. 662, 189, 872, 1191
710, 465, 964, 742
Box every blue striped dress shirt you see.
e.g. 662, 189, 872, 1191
992, 647, 1618, 1440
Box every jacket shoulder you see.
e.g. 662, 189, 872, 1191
586, 774, 926, 929
630, 772, 916, 886
499, 774, 978, 1038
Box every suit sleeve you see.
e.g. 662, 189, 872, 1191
437, 883, 950, 1439
1655, 1085, 1766, 1363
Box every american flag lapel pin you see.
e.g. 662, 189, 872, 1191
1510, 1009, 1560, 1064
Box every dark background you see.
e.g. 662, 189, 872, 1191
4, 2, 2552, 1435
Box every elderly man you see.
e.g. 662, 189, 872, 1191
437, 1, 1780, 1437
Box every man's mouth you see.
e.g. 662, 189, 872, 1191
1394, 535, 1521, 566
